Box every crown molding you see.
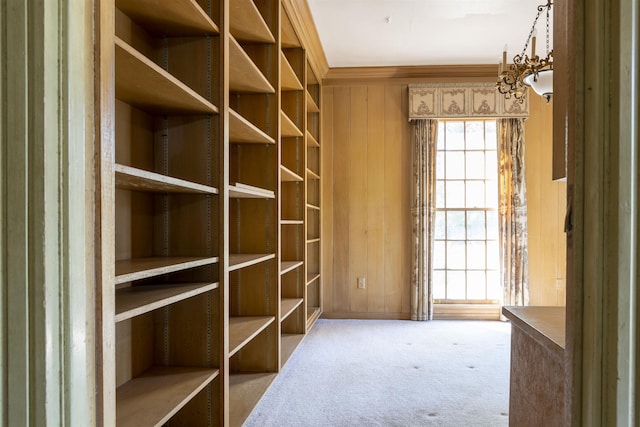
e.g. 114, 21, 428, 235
282, 0, 330, 80
323, 64, 499, 85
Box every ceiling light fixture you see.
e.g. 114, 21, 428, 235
496, 1, 553, 103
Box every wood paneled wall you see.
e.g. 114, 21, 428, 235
321, 85, 412, 318
321, 83, 566, 318
525, 95, 567, 306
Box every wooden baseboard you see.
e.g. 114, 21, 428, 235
321, 312, 411, 320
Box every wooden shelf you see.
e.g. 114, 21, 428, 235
229, 36, 275, 94
306, 168, 320, 180
281, 219, 303, 225
116, 366, 219, 427
280, 298, 303, 321
280, 52, 303, 91
229, 109, 275, 144
115, 282, 219, 323
307, 203, 320, 211
306, 91, 320, 113
115, 164, 218, 194
280, 165, 303, 182
280, 110, 303, 137
281, 11, 301, 48
306, 130, 320, 147
115, 37, 218, 114
229, 316, 275, 357
115, 257, 218, 285
281, 333, 304, 367
229, 373, 278, 427
229, 0, 275, 43
116, 0, 219, 36
280, 261, 303, 275
307, 307, 322, 329
228, 183, 275, 199
306, 238, 320, 244
307, 273, 320, 285
229, 253, 275, 271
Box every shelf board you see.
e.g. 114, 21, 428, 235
280, 52, 303, 91
116, 366, 219, 427
306, 130, 320, 147
281, 333, 305, 367
280, 298, 304, 321
115, 37, 218, 114
306, 91, 320, 113
115, 257, 218, 285
306, 238, 320, 244
280, 110, 303, 137
306, 168, 320, 180
229, 373, 278, 427
229, 109, 275, 144
115, 282, 219, 323
228, 183, 275, 199
229, 36, 275, 94
280, 165, 303, 182
229, 253, 275, 271
115, 164, 218, 194
229, 0, 275, 43
307, 203, 320, 211
281, 219, 303, 225
281, 11, 301, 48
228, 316, 275, 357
307, 307, 322, 329
280, 261, 303, 275
307, 273, 320, 285
116, 0, 218, 36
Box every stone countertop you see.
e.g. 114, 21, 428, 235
502, 306, 565, 359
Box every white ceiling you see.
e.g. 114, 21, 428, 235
307, 0, 554, 68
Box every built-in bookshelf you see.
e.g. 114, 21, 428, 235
100, 0, 322, 424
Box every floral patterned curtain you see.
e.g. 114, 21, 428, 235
498, 118, 529, 306
411, 119, 438, 320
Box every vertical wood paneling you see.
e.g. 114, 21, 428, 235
331, 87, 351, 313
383, 85, 407, 314
321, 86, 334, 312
349, 86, 369, 312
525, 95, 567, 306
367, 86, 386, 312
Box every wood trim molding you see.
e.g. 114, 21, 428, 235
321, 312, 411, 320
323, 64, 499, 85
281, 0, 329, 79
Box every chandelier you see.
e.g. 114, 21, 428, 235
496, 1, 553, 103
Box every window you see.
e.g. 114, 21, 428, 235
433, 120, 500, 303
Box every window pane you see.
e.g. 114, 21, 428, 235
467, 271, 486, 300
436, 151, 445, 180
465, 121, 485, 150
485, 121, 497, 149
486, 180, 498, 208
446, 211, 466, 240
486, 151, 498, 177
445, 181, 465, 208
446, 122, 465, 149
487, 210, 499, 239
466, 151, 484, 179
445, 151, 465, 179
433, 241, 446, 269
467, 211, 485, 240
487, 270, 501, 300
467, 241, 486, 269
437, 122, 445, 150
487, 240, 500, 269
447, 241, 466, 269
436, 181, 445, 208
435, 211, 446, 239
447, 271, 466, 299
433, 270, 446, 299
466, 181, 485, 208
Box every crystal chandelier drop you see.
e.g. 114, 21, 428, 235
496, 1, 553, 103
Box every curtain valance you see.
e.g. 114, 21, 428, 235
408, 83, 529, 120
